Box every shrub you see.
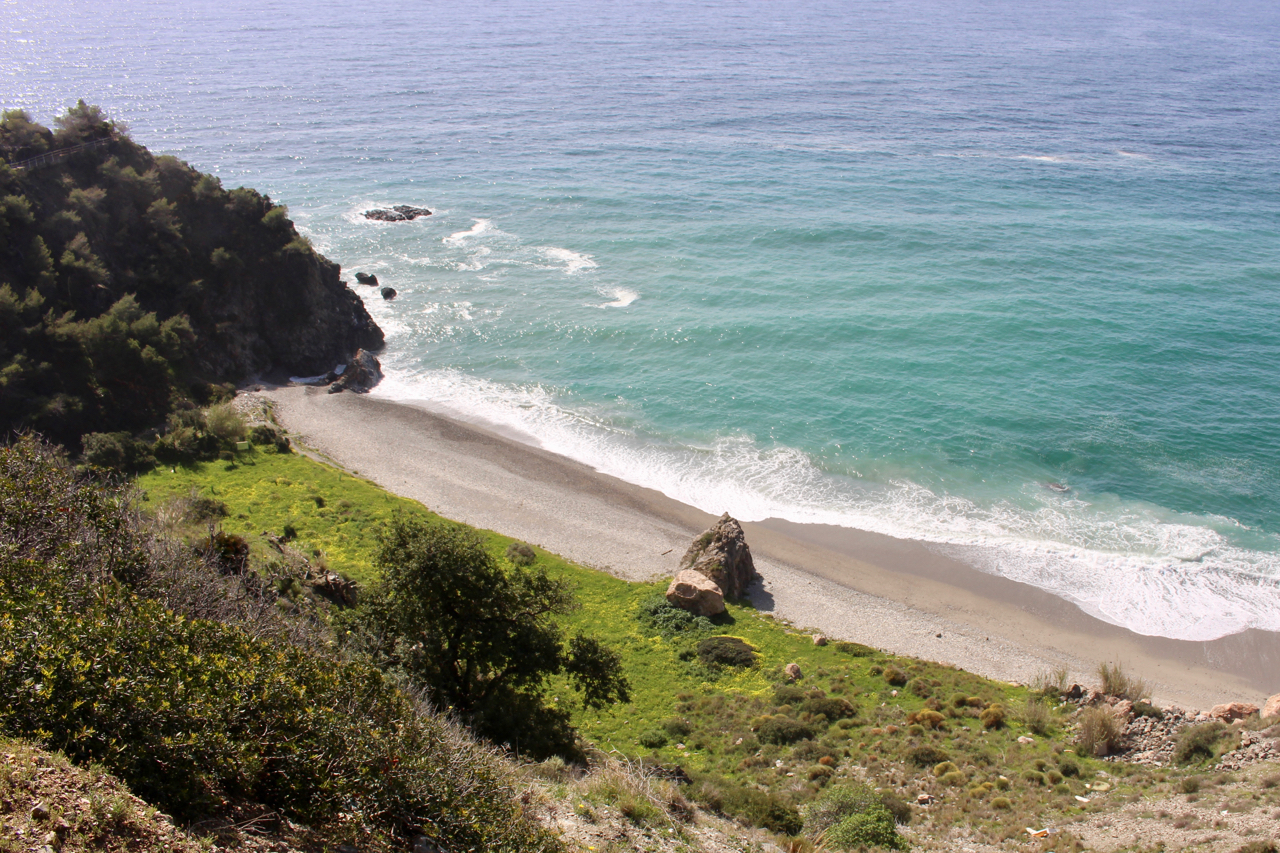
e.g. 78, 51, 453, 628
774, 684, 808, 705
991, 796, 1012, 809
663, 717, 693, 738
1046, 769, 1064, 785
980, 703, 1006, 729
205, 402, 248, 444
1179, 776, 1201, 794
834, 641, 875, 657
883, 665, 908, 687
1077, 706, 1124, 756
913, 709, 946, 730
198, 531, 249, 573
1175, 722, 1227, 765
1133, 700, 1164, 719
908, 745, 950, 767
638, 594, 717, 638
1020, 696, 1053, 735
939, 770, 967, 786
932, 761, 958, 777
696, 636, 757, 668
757, 715, 816, 745
804, 783, 886, 835
361, 515, 629, 758
249, 424, 291, 453
1058, 757, 1081, 778
1098, 661, 1147, 701
801, 695, 857, 722
710, 782, 802, 835
505, 541, 537, 566
638, 729, 669, 749
1024, 770, 1047, 785
81, 431, 155, 474
824, 808, 907, 851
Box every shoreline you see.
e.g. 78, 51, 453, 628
258, 384, 1279, 711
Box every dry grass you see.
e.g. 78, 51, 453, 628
1097, 661, 1148, 701
1077, 706, 1124, 756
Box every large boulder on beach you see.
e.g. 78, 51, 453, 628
679, 513, 757, 599
665, 570, 725, 617
1263, 693, 1280, 720
1209, 702, 1259, 723
328, 349, 383, 394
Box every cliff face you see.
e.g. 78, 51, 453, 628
0, 103, 382, 443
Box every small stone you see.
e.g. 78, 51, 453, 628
1018, 736, 1035, 744
784, 662, 803, 681
31, 803, 49, 821
813, 634, 827, 646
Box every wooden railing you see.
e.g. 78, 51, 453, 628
4, 134, 116, 172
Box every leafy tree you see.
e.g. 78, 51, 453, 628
361, 515, 630, 758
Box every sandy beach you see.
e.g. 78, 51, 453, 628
259, 384, 1279, 711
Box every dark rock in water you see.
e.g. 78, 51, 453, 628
364, 204, 432, 222
679, 513, 757, 599
354, 272, 379, 285
328, 349, 383, 394
380, 286, 397, 300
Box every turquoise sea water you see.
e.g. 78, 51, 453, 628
5, 0, 1279, 640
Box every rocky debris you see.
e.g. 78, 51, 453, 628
1210, 701, 1259, 723
678, 513, 757, 599
784, 662, 803, 681
665, 569, 725, 616
813, 634, 827, 646
312, 571, 359, 606
1216, 725, 1280, 770
381, 286, 397, 300
364, 204, 432, 222
354, 272, 379, 285
1112, 707, 1195, 766
1264, 692, 1280, 720
328, 349, 383, 394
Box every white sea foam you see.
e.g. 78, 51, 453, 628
371, 365, 1280, 642
444, 219, 493, 245
598, 287, 639, 308
541, 246, 598, 274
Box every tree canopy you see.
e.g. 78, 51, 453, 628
361, 515, 630, 759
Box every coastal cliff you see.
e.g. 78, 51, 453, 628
0, 103, 382, 445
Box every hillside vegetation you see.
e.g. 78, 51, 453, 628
133, 408, 1280, 853
0, 104, 381, 450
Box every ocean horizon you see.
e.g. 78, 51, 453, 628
5, 0, 1279, 642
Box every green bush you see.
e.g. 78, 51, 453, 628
637, 593, 718, 638
81, 431, 155, 474
834, 641, 876, 657
663, 717, 693, 738
824, 807, 906, 851
359, 515, 629, 759
800, 695, 857, 722
774, 684, 808, 705
883, 665, 908, 686
980, 703, 1006, 729
757, 715, 817, 745
1175, 722, 1228, 765
505, 541, 537, 566
249, 424, 291, 453
908, 745, 950, 767
696, 636, 757, 668
991, 796, 1012, 809
638, 729, 669, 749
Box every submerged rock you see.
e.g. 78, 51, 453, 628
380, 286, 397, 300
364, 204, 432, 222
665, 569, 725, 617
354, 272, 379, 285
678, 513, 757, 599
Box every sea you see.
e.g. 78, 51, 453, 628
5, 0, 1279, 642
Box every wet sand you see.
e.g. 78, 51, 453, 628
257, 384, 1279, 710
